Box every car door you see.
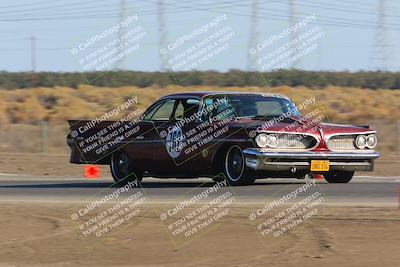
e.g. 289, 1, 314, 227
148, 97, 202, 176
122, 99, 173, 174
122, 119, 157, 173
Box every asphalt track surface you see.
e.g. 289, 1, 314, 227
0, 174, 399, 206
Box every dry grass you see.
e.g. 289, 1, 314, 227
0, 85, 398, 179
0, 85, 400, 124
0, 85, 399, 156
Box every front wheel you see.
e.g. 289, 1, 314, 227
223, 145, 256, 186
324, 171, 354, 183
110, 151, 142, 184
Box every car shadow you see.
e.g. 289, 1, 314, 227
0, 179, 310, 189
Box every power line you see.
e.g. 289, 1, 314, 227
280, 0, 400, 19
0, 0, 239, 19
1, 0, 400, 73
155, 1, 400, 30
0, 0, 111, 14
0, 0, 57, 10
0, 2, 124, 18
0, 1, 242, 21
229, 1, 400, 30
2, 0, 400, 32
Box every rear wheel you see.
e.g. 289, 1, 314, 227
110, 151, 142, 184
324, 171, 354, 183
223, 145, 256, 186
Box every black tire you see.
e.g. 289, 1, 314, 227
324, 171, 354, 183
110, 151, 142, 184
212, 173, 225, 183
222, 145, 256, 186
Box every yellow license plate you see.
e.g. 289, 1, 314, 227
310, 160, 330, 172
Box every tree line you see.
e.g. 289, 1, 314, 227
1, 70, 400, 89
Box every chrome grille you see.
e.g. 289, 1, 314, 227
327, 135, 357, 151
274, 134, 318, 150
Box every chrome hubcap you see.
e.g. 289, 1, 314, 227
225, 146, 244, 181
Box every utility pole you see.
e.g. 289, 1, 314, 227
116, 0, 127, 70
289, 0, 300, 69
371, 0, 390, 70
248, 0, 259, 71
30, 35, 37, 87
158, 0, 169, 71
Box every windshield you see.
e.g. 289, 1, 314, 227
202, 94, 301, 121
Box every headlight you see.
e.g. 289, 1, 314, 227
366, 134, 377, 149
266, 134, 278, 148
255, 134, 278, 148
255, 133, 269, 148
355, 135, 367, 149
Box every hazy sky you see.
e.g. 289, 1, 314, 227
0, 0, 399, 72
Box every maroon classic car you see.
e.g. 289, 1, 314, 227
67, 92, 379, 185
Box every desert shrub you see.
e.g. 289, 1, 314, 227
0, 86, 399, 124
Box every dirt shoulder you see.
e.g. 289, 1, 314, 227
0, 153, 398, 178
0, 153, 110, 178
0, 203, 398, 267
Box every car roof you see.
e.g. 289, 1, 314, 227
160, 91, 290, 100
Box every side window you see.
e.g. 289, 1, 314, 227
144, 98, 200, 122
146, 99, 176, 121
171, 98, 200, 121
200, 98, 214, 121
182, 98, 200, 119
174, 101, 185, 120
143, 102, 163, 120
201, 96, 234, 121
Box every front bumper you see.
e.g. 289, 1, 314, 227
243, 149, 380, 172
